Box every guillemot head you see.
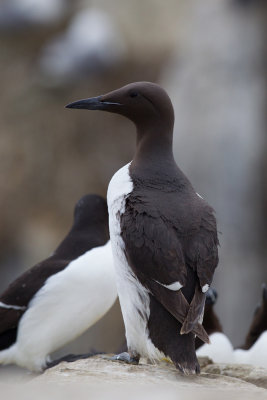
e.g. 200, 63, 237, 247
65, 82, 175, 134
72, 194, 108, 232
205, 287, 218, 306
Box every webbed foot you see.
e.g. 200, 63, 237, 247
109, 351, 140, 365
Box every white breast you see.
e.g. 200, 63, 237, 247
107, 162, 164, 361
196, 332, 234, 363
0, 241, 117, 372
234, 331, 267, 368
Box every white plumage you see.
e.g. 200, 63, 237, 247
0, 302, 26, 311
197, 330, 267, 369
156, 281, 183, 291
234, 331, 267, 369
0, 241, 117, 372
196, 332, 234, 363
107, 163, 165, 362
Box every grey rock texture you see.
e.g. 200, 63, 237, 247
28, 355, 267, 398
203, 362, 267, 389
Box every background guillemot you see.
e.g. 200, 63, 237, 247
196, 284, 267, 368
66, 82, 219, 374
195, 287, 222, 350
234, 331, 267, 369
196, 287, 234, 364
231, 282, 267, 369
0, 194, 117, 371
240, 283, 267, 350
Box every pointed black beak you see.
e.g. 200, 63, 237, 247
65, 96, 121, 110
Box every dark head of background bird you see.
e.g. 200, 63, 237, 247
54, 194, 109, 259
66, 82, 175, 141
205, 286, 218, 306
195, 287, 223, 350
72, 194, 108, 232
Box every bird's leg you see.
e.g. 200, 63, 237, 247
110, 348, 140, 365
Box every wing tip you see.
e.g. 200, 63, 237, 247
180, 323, 210, 345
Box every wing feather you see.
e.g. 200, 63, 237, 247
121, 196, 218, 343
0, 258, 69, 334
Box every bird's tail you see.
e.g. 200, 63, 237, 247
148, 295, 201, 374
150, 280, 210, 344
189, 320, 209, 344
172, 331, 200, 374
180, 285, 208, 341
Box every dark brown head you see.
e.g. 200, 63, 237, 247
66, 82, 175, 137
72, 194, 108, 232
53, 194, 109, 259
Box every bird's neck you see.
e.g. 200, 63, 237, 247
54, 224, 109, 260
132, 124, 175, 170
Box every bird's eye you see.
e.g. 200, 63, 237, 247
129, 91, 139, 98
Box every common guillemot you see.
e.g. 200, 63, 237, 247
0, 194, 117, 371
241, 283, 267, 350
196, 288, 234, 364
117, 287, 222, 355
195, 287, 223, 350
196, 284, 267, 367
231, 283, 267, 369
234, 331, 267, 368
66, 82, 219, 374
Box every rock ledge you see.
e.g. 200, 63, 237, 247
29, 355, 267, 398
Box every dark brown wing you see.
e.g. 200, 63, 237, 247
185, 211, 219, 289
0, 309, 24, 336
0, 258, 69, 334
121, 207, 187, 286
121, 199, 216, 343
180, 210, 219, 334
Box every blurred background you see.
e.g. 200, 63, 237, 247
0, 0, 266, 364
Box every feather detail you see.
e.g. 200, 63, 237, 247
150, 280, 209, 344
180, 286, 206, 335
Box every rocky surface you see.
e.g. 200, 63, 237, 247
26, 355, 267, 399
203, 362, 267, 389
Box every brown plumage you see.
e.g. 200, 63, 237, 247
195, 287, 223, 350
241, 283, 267, 350
0, 195, 109, 351
66, 82, 219, 374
